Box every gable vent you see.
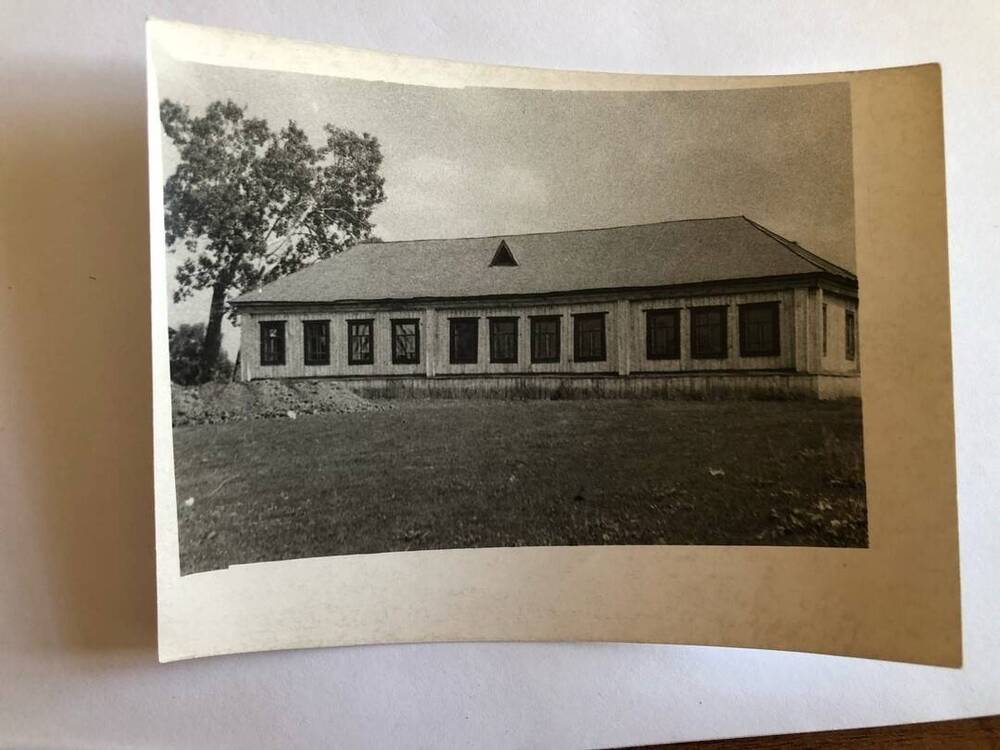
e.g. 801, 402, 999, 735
489, 239, 518, 267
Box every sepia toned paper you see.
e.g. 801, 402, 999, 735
148, 19, 958, 664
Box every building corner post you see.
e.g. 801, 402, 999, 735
425, 308, 437, 378
237, 313, 250, 382
805, 288, 822, 374
792, 288, 809, 373
616, 300, 631, 376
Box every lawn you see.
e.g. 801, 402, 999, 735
173, 399, 867, 574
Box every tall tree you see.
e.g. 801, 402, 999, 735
160, 99, 386, 381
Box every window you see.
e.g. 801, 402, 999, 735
302, 320, 330, 366
646, 308, 680, 360
822, 303, 828, 356
489, 317, 518, 363
739, 302, 781, 357
690, 305, 728, 359
347, 319, 374, 365
449, 318, 479, 364
259, 321, 285, 366
573, 312, 606, 362
391, 319, 420, 365
845, 309, 857, 361
530, 316, 561, 363
489, 240, 518, 267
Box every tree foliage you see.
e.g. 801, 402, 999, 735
168, 324, 233, 385
160, 99, 387, 381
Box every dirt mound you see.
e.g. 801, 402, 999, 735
172, 380, 387, 426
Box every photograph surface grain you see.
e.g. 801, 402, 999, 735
157, 61, 866, 574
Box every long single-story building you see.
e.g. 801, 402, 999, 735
231, 216, 860, 399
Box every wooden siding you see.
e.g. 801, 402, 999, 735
819, 290, 861, 375
431, 301, 618, 376
628, 290, 796, 373
240, 310, 426, 380
239, 285, 856, 383
296, 373, 860, 401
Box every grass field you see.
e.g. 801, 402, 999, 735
173, 399, 867, 574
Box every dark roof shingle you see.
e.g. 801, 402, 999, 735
233, 216, 855, 306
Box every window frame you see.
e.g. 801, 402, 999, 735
529, 315, 561, 363
845, 308, 857, 361
738, 301, 781, 358
572, 312, 607, 363
259, 320, 286, 366
390, 318, 421, 365
822, 303, 829, 357
302, 319, 331, 366
488, 316, 519, 364
689, 305, 729, 360
645, 308, 681, 360
449, 317, 479, 365
347, 318, 375, 366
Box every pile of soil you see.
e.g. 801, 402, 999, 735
172, 380, 387, 426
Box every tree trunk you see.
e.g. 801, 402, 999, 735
199, 279, 228, 383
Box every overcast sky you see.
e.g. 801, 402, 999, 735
157, 60, 855, 357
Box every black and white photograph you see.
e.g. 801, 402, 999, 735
6, 3, 987, 743
160, 62, 866, 575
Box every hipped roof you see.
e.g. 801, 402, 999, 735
233, 216, 856, 306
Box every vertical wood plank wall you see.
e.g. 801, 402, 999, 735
239, 310, 426, 380
819, 291, 861, 374
239, 286, 854, 381
431, 300, 617, 376
628, 290, 795, 373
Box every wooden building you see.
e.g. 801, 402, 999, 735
231, 216, 860, 399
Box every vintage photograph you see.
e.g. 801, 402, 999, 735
159, 62, 866, 575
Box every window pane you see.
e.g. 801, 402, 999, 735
531, 317, 560, 362
822, 304, 828, 356
647, 309, 679, 359
303, 320, 330, 365
691, 306, 727, 359
490, 318, 518, 363
739, 303, 779, 357
392, 320, 419, 364
450, 319, 478, 364
348, 320, 373, 365
260, 321, 285, 366
574, 314, 606, 361
845, 309, 856, 360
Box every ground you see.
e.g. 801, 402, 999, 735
173, 393, 867, 575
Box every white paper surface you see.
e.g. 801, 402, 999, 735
2, 0, 998, 747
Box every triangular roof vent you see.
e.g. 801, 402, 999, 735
489, 239, 518, 267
